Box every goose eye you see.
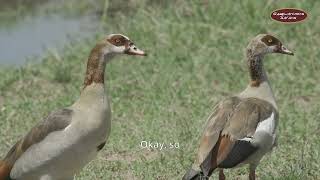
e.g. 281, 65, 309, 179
268, 39, 273, 43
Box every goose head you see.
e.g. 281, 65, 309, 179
247, 34, 294, 56
99, 34, 147, 56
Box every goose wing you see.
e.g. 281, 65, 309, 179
1, 108, 72, 179
196, 97, 277, 176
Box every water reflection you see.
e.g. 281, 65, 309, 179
0, 15, 97, 65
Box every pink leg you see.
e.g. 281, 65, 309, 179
249, 165, 256, 180
219, 169, 226, 180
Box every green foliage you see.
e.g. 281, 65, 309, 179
1, 0, 320, 179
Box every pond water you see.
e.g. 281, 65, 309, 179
0, 15, 98, 65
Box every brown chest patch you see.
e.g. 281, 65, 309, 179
250, 80, 261, 87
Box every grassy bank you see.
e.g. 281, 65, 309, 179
1, 0, 320, 179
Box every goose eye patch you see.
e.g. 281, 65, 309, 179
107, 35, 128, 46
261, 35, 280, 46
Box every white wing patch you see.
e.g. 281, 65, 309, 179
238, 113, 277, 147
256, 112, 275, 135
239, 137, 253, 142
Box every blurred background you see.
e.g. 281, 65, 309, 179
0, 0, 319, 179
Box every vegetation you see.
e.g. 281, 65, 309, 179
0, 0, 319, 179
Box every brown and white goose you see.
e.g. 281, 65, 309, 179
183, 34, 293, 180
0, 34, 146, 180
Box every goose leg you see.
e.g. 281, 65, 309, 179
219, 169, 226, 180
249, 165, 256, 180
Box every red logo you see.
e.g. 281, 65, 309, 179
271, 8, 307, 23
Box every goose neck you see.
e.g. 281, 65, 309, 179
247, 50, 268, 87
83, 44, 113, 90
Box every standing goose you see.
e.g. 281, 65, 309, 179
0, 34, 146, 180
183, 34, 294, 180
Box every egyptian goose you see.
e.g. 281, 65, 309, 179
183, 34, 294, 180
0, 34, 146, 180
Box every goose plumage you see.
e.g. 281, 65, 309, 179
183, 34, 293, 180
0, 34, 146, 180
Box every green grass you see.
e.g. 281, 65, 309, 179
1, 0, 320, 179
